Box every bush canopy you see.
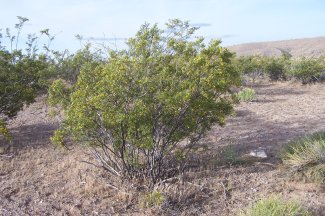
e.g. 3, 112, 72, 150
49, 19, 240, 184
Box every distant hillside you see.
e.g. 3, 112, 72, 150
228, 37, 325, 57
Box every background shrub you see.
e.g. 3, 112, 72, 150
47, 44, 105, 85
264, 56, 288, 81
0, 17, 53, 139
286, 57, 325, 83
235, 55, 266, 82
235, 55, 325, 84
0, 17, 105, 141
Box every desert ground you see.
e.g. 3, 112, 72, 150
1, 81, 325, 215
228, 36, 325, 57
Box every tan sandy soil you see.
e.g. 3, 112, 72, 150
1, 82, 325, 215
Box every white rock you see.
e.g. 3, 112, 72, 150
249, 149, 267, 158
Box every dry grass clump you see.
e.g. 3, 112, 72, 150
140, 190, 165, 208
126, 171, 220, 215
236, 88, 256, 102
281, 132, 325, 184
239, 195, 311, 216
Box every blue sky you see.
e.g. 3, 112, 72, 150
1, 0, 325, 51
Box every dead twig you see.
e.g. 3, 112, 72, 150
0, 154, 14, 158
254, 162, 277, 168
219, 182, 228, 200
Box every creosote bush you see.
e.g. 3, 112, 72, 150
235, 55, 289, 82
240, 196, 311, 216
235, 54, 325, 84
0, 17, 52, 140
49, 19, 240, 185
235, 55, 267, 82
287, 57, 325, 83
0, 17, 104, 141
281, 132, 325, 184
264, 56, 288, 81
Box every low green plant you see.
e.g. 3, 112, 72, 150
240, 196, 311, 216
222, 145, 239, 165
0, 119, 12, 141
281, 132, 325, 184
236, 88, 256, 102
140, 190, 165, 208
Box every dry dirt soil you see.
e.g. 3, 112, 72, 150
1, 82, 325, 215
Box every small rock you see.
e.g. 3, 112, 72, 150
249, 149, 267, 158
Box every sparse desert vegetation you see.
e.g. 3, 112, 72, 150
282, 132, 325, 185
239, 196, 311, 216
1, 17, 325, 215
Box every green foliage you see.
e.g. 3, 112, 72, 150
50, 19, 240, 184
240, 196, 311, 216
50, 129, 67, 148
0, 50, 45, 117
47, 44, 104, 85
47, 79, 71, 108
0, 17, 52, 139
235, 55, 289, 82
236, 88, 256, 102
0, 119, 12, 141
0, 17, 99, 141
281, 132, 325, 184
235, 55, 266, 82
141, 190, 165, 208
287, 57, 325, 83
264, 57, 288, 81
235, 54, 325, 84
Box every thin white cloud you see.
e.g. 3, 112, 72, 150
1, 0, 325, 51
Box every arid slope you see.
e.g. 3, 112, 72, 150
228, 36, 325, 57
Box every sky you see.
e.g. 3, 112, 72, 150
1, 0, 325, 51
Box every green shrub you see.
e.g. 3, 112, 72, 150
281, 132, 325, 184
235, 54, 325, 83
236, 88, 256, 102
0, 17, 52, 139
49, 19, 240, 184
240, 196, 311, 216
287, 57, 325, 83
235, 55, 266, 82
47, 79, 71, 109
235, 55, 290, 82
0, 17, 102, 140
48, 44, 104, 85
264, 57, 288, 81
